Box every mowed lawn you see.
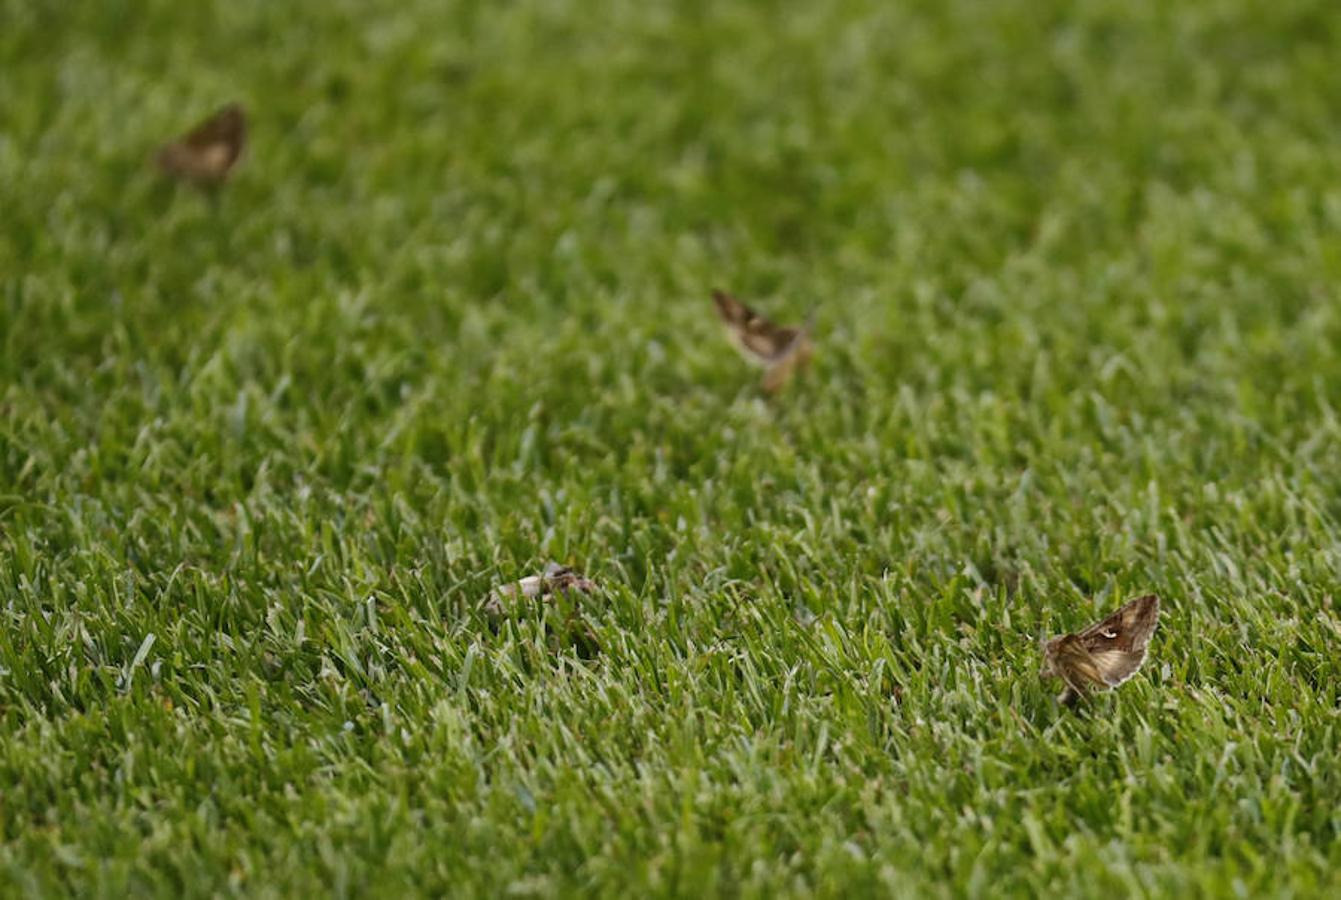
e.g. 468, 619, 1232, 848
3, 0, 1341, 895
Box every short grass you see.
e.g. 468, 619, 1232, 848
3, 0, 1341, 896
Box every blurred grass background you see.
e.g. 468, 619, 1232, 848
2, 0, 1341, 895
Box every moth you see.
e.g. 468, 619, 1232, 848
482, 562, 597, 619
1039, 594, 1160, 705
712, 289, 814, 393
155, 103, 248, 185
483, 562, 601, 656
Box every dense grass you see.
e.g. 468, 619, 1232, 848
3, 0, 1341, 895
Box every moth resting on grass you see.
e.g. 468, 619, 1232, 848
482, 563, 601, 656
711, 289, 814, 393
1039, 594, 1160, 706
155, 103, 247, 185
482, 562, 596, 618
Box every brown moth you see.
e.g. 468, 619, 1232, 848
482, 562, 601, 656
482, 562, 597, 619
711, 289, 814, 393
1039, 594, 1160, 706
155, 103, 247, 185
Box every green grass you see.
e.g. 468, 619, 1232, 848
3, 0, 1341, 895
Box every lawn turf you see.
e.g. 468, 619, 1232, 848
2, 0, 1341, 896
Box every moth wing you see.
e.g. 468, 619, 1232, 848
1073, 595, 1158, 688
511, 574, 547, 599
712, 290, 795, 361
1078, 594, 1160, 653
182, 103, 247, 148
483, 573, 542, 617
742, 320, 799, 360
712, 290, 753, 328
157, 103, 247, 182
541, 564, 596, 594
1090, 648, 1150, 687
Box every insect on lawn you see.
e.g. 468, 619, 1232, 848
155, 103, 247, 186
1039, 594, 1160, 706
711, 289, 814, 394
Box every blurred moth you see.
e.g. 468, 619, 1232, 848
1039, 594, 1160, 705
155, 102, 247, 185
482, 562, 597, 619
483, 562, 601, 656
712, 289, 814, 393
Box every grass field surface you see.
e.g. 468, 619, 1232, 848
3, 0, 1341, 895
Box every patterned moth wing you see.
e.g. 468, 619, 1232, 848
156, 103, 247, 185
711, 290, 813, 392
1041, 594, 1160, 705
1077, 594, 1161, 687
482, 563, 596, 618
